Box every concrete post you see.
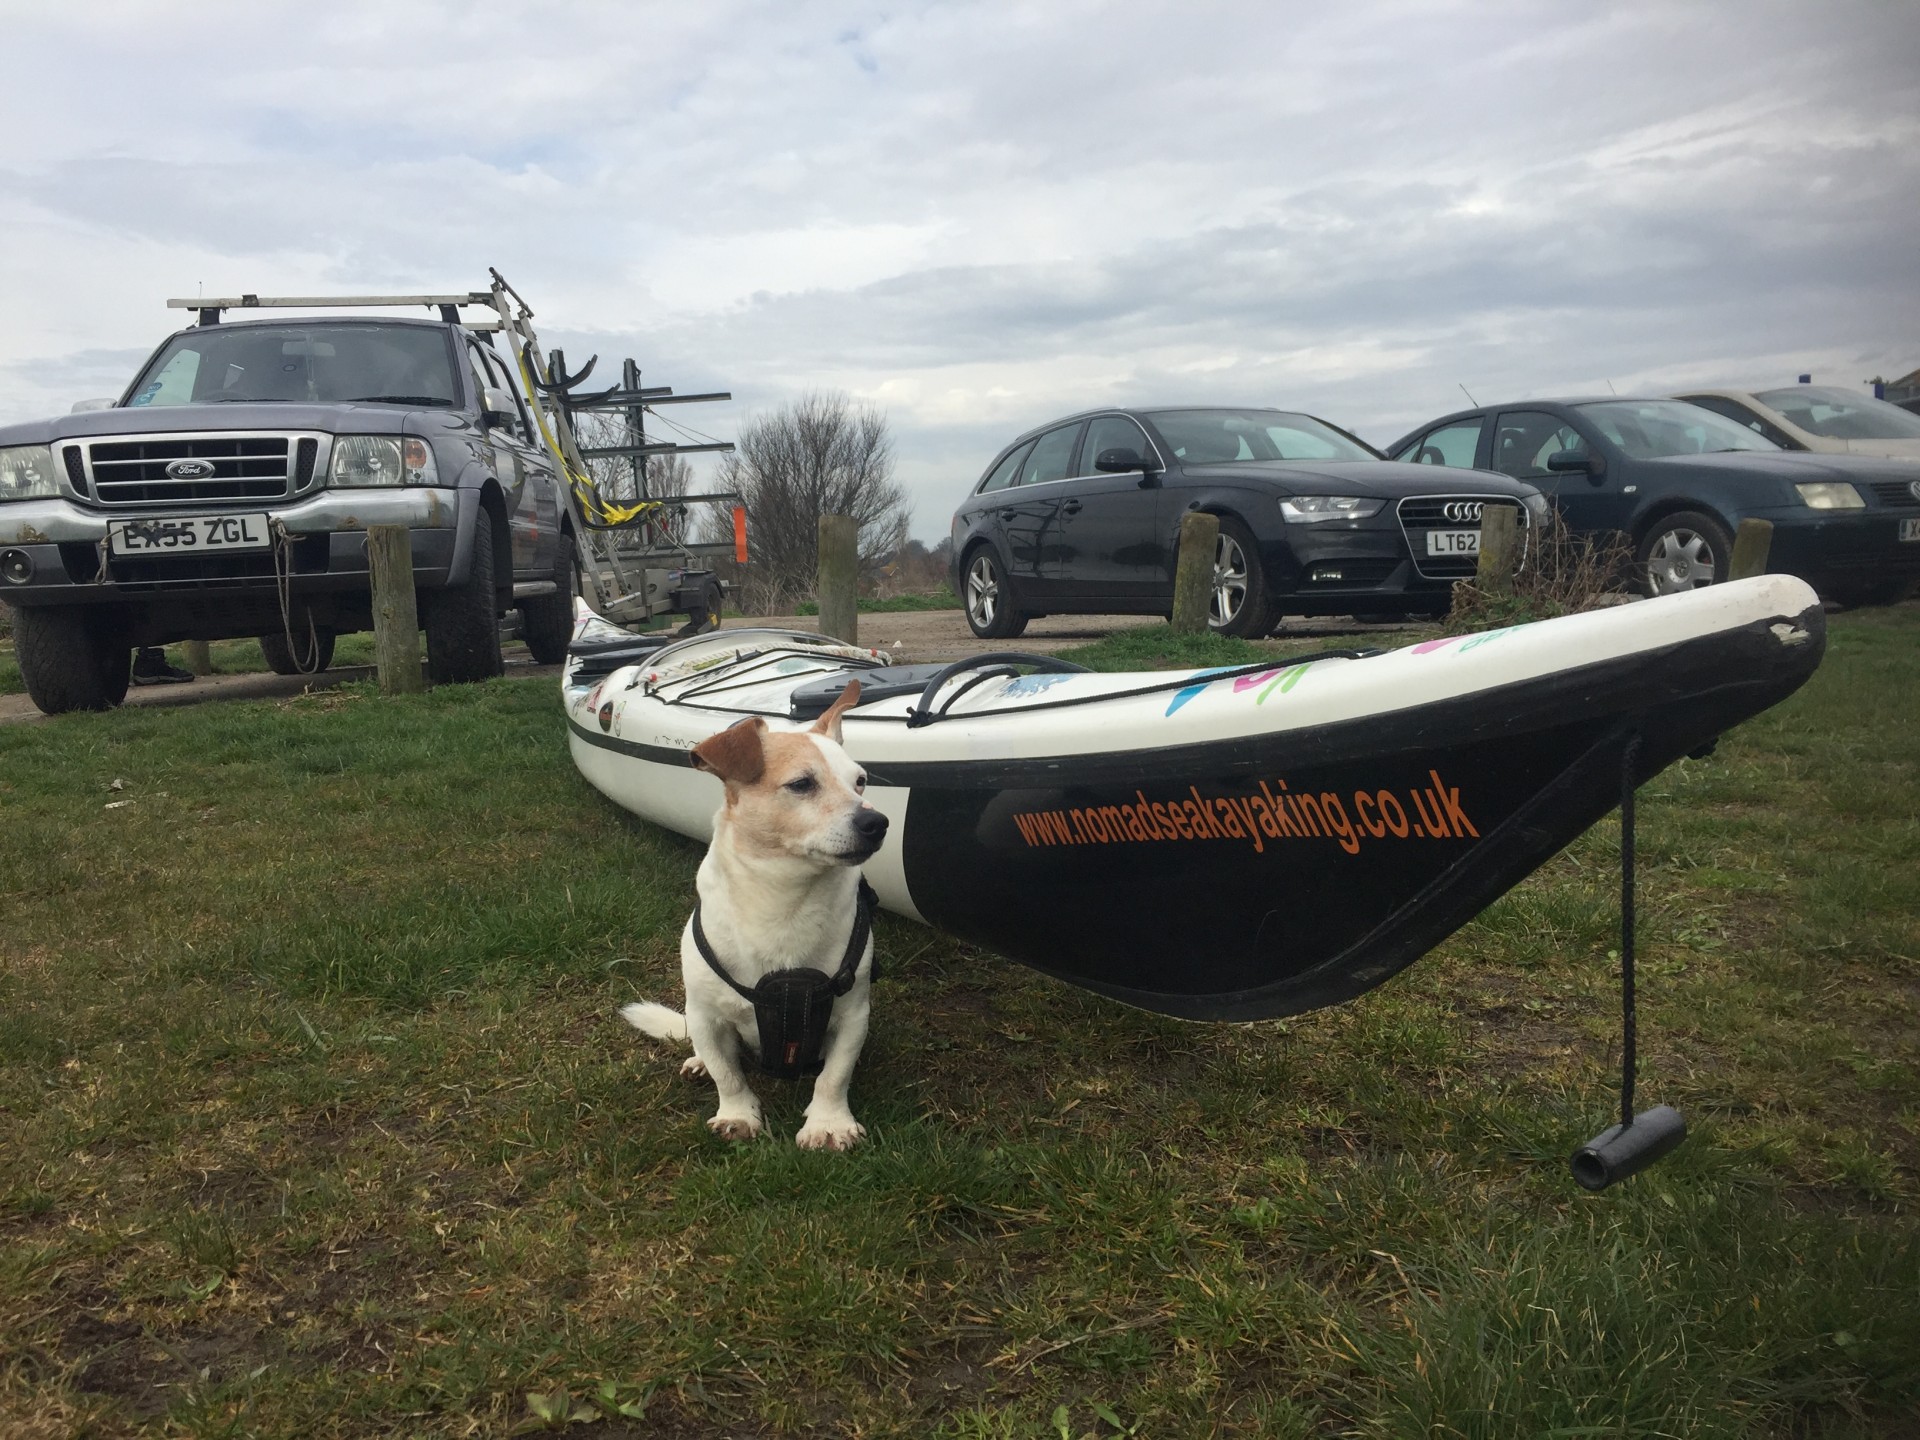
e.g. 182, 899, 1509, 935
1171, 511, 1221, 634
817, 514, 858, 645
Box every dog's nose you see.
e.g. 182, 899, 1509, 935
852, 807, 889, 842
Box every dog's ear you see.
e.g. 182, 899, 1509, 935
811, 678, 862, 745
691, 716, 767, 786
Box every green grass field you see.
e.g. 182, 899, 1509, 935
1, 607, 1915, 1437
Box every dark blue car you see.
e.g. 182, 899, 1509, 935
1386, 398, 1920, 607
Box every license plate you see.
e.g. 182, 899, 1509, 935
1426, 529, 1480, 556
1902, 518, 1920, 542
108, 514, 272, 556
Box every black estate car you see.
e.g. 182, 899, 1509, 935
1386, 398, 1920, 607
948, 406, 1544, 638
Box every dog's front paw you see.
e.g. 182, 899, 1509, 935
680, 1055, 709, 1080
796, 1115, 866, 1151
707, 1112, 762, 1142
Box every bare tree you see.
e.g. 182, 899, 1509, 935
574, 412, 694, 504
710, 391, 909, 614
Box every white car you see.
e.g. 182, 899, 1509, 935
1675, 385, 1920, 459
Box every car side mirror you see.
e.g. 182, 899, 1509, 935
70, 398, 116, 413
1546, 449, 1603, 480
1095, 446, 1144, 473
481, 387, 517, 428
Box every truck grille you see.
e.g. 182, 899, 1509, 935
1396, 495, 1529, 579
1868, 481, 1920, 508
81, 434, 302, 507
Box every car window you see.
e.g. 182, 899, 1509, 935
125, 323, 459, 408
1491, 412, 1587, 479
1577, 400, 1776, 459
1146, 409, 1375, 464
1081, 415, 1154, 472
978, 442, 1030, 493
1679, 395, 1799, 449
1753, 385, 1920, 441
1019, 423, 1083, 486
1409, 419, 1484, 468
476, 346, 533, 444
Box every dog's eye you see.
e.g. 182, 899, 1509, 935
785, 774, 818, 795
854, 774, 867, 793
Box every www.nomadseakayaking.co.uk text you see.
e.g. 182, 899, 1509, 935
1010, 771, 1479, 857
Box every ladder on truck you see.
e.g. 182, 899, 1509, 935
168, 270, 745, 633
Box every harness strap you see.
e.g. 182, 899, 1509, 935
691, 877, 878, 1001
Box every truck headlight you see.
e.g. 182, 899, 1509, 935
1279, 495, 1384, 523
330, 436, 438, 487
1794, 482, 1864, 510
0, 445, 59, 502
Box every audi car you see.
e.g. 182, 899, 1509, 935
948, 406, 1544, 638
1387, 397, 1920, 607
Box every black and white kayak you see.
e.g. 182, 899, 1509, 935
563, 577, 1824, 1021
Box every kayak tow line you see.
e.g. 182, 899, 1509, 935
691, 878, 879, 1081
1570, 730, 1687, 1190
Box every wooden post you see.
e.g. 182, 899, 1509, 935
182, 640, 211, 676
1171, 511, 1221, 633
1476, 506, 1519, 593
1728, 518, 1773, 581
366, 524, 425, 695
817, 514, 858, 644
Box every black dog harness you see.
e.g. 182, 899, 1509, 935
691, 879, 878, 1080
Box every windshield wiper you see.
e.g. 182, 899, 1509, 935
346, 395, 452, 406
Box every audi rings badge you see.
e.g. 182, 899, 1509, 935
1441, 500, 1486, 524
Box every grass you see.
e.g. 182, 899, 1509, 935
1, 605, 1916, 1436
793, 587, 961, 616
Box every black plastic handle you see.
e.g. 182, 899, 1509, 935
905, 652, 1092, 728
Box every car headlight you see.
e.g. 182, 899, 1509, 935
1278, 495, 1384, 523
1794, 481, 1864, 510
0, 445, 59, 502
1523, 492, 1550, 522
329, 436, 438, 487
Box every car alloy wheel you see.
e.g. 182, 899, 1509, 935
966, 551, 1000, 630
1211, 531, 1251, 627
1641, 515, 1728, 596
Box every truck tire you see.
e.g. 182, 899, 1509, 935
259, 626, 335, 675
14, 605, 132, 714
424, 505, 505, 684
519, 536, 576, 665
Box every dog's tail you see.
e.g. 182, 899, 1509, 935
620, 1001, 690, 1043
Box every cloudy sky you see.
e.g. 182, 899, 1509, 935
4, 0, 1917, 538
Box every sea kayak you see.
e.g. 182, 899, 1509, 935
564, 577, 1824, 1021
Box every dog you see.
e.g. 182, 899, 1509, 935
622, 681, 887, 1149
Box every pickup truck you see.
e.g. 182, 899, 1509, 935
0, 312, 577, 713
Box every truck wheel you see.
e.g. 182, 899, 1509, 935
259, 626, 335, 675
519, 537, 576, 665
425, 505, 505, 684
13, 605, 132, 714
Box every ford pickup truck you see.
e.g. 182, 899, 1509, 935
0, 312, 577, 712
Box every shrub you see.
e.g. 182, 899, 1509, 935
1445, 511, 1632, 633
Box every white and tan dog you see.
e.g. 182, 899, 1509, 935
622, 682, 887, 1149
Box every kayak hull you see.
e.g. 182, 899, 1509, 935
565, 581, 1825, 1020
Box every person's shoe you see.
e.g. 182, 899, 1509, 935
130, 648, 195, 685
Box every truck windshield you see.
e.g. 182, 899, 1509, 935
124, 324, 460, 409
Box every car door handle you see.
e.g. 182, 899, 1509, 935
999, 508, 1018, 520
1061, 501, 1083, 515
